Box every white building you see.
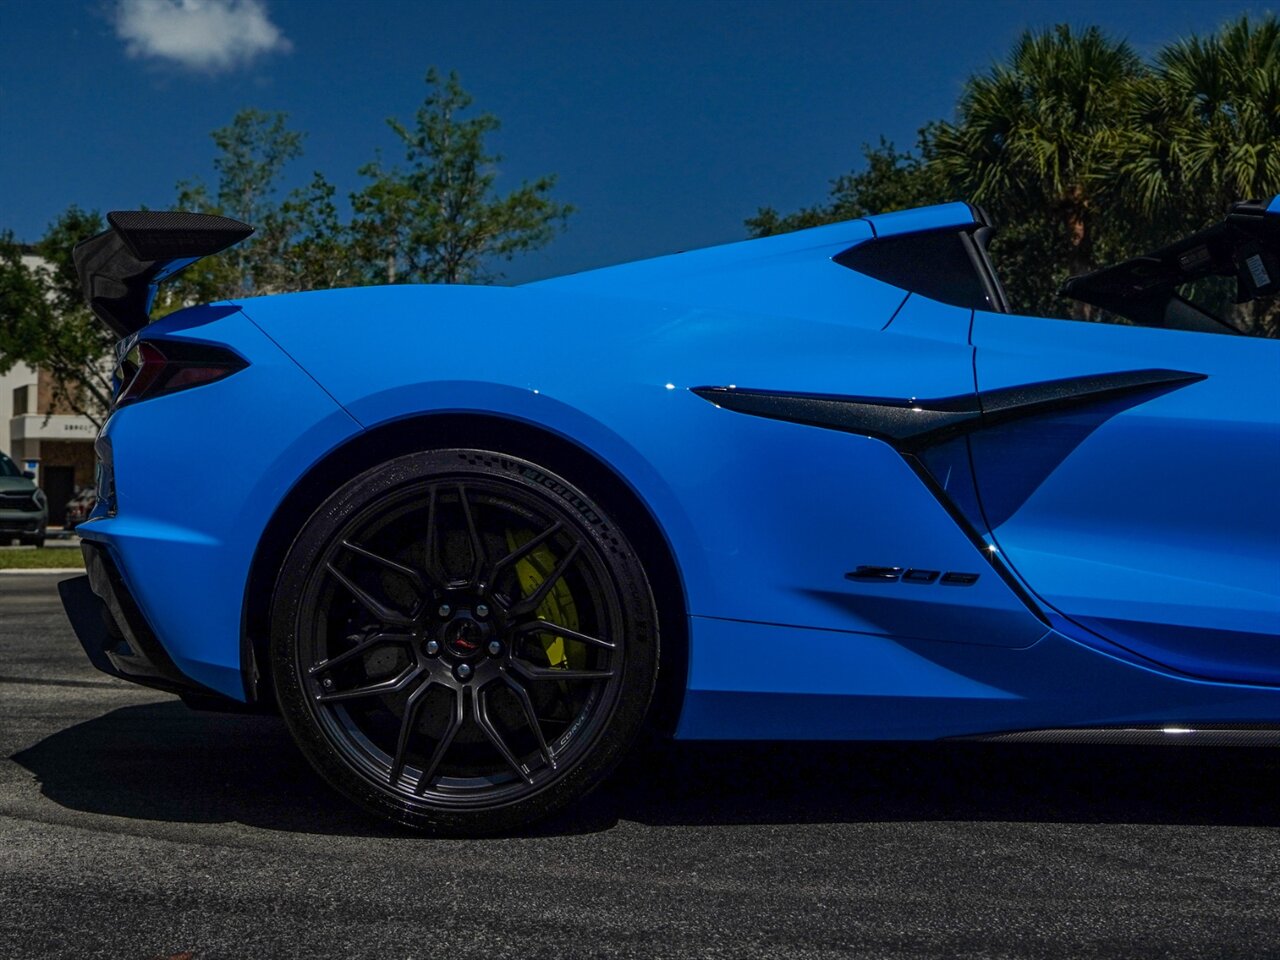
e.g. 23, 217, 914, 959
0, 254, 100, 525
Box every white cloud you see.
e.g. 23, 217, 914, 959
114, 0, 292, 72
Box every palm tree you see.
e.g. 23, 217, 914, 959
930, 25, 1145, 317
1121, 15, 1280, 335
1123, 15, 1280, 225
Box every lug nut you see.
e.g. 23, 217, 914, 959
476, 603, 490, 618
425, 639, 441, 655
487, 640, 502, 656
456, 663, 473, 680
437, 604, 451, 618
322, 677, 333, 689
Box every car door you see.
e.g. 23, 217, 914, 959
969, 310, 1280, 684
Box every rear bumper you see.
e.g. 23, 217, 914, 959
61, 542, 213, 697
61, 543, 276, 712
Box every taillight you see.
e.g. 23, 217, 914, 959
115, 339, 247, 408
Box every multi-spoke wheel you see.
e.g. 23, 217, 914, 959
270, 449, 659, 834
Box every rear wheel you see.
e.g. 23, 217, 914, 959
271, 449, 659, 835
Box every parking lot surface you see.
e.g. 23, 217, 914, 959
2, 572, 1279, 959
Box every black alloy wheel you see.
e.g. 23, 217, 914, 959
271, 449, 660, 834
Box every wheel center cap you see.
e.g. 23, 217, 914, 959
441, 615, 488, 659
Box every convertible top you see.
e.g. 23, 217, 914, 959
1062, 196, 1280, 333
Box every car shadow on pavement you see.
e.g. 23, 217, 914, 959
12, 700, 1280, 837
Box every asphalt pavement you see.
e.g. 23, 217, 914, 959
2, 572, 1279, 960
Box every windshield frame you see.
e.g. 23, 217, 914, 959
1061, 198, 1280, 336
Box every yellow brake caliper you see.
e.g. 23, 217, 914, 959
504, 529, 584, 670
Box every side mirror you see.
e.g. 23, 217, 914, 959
22, 470, 35, 480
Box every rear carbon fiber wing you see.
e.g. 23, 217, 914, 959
73, 211, 253, 338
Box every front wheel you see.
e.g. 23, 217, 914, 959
271, 449, 660, 835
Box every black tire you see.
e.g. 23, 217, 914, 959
21, 534, 45, 548
270, 449, 660, 835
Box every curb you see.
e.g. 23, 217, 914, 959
0, 568, 85, 575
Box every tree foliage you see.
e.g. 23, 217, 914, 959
1123, 15, 1280, 224
160, 108, 324, 308
351, 69, 573, 284
0, 70, 572, 424
930, 25, 1147, 317
0, 208, 114, 426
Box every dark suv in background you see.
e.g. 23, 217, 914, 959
0, 451, 48, 547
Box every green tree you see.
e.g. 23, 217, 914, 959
1121, 14, 1280, 335
1123, 15, 1280, 223
255, 171, 357, 294
161, 108, 331, 309
350, 153, 416, 284
0, 207, 114, 426
204, 108, 301, 297
929, 25, 1147, 316
352, 69, 573, 284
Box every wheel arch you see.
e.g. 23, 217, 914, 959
241, 411, 690, 736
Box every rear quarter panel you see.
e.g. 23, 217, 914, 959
241, 274, 1051, 730
77, 306, 361, 697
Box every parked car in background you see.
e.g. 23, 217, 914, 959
0, 451, 48, 547
63, 487, 97, 531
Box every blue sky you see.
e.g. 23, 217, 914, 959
0, 0, 1271, 282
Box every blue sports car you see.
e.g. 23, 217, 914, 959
61, 198, 1280, 834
